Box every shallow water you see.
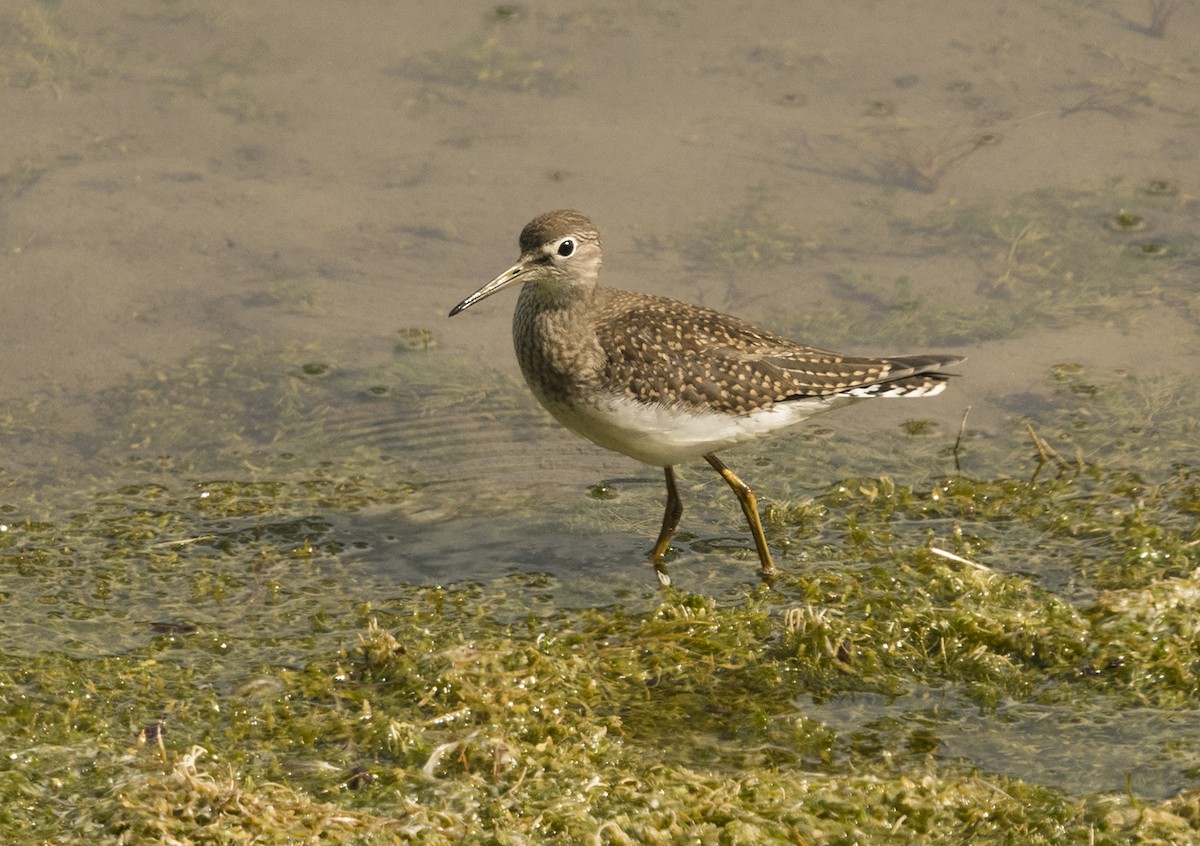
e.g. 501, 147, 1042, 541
3, 0, 1200, 837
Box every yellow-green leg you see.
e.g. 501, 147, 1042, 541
704, 453, 778, 578
649, 466, 684, 583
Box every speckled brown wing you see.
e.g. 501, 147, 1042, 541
593, 289, 960, 414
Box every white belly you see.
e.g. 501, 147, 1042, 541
533, 390, 846, 467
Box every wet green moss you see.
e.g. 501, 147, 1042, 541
3, 335, 1200, 841
4, 568, 1199, 841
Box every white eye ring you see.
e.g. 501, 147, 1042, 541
556, 238, 576, 258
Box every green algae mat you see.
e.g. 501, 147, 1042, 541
2, 334, 1199, 845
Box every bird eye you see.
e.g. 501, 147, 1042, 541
556, 238, 575, 257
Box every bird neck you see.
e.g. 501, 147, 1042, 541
516, 276, 597, 313
512, 281, 604, 403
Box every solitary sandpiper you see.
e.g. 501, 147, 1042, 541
450, 210, 963, 582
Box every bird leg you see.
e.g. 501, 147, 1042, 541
704, 454, 778, 578
649, 465, 684, 581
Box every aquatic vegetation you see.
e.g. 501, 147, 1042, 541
650, 177, 1197, 351
871, 128, 1001, 194
3, 342, 1200, 841
0, 4, 103, 91
392, 30, 575, 96
844, 180, 1196, 348
640, 187, 811, 282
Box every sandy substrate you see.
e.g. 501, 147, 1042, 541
2, 0, 1197, 448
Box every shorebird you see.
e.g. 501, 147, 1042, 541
450, 210, 963, 582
